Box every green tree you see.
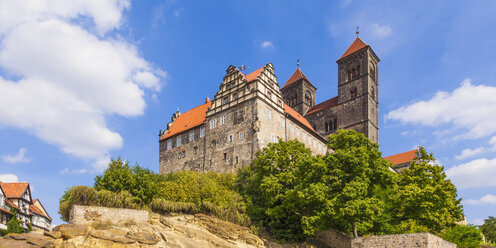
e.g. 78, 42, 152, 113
440, 225, 482, 248
7, 210, 23, 234
391, 147, 463, 232
94, 158, 162, 204
481, 216, 496, 243
324, 129, 396, 237
238, 139, 325, 241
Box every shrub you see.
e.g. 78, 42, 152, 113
440, 225, 482, 248
7, 210, 23, 234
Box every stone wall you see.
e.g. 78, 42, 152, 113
351, 233, 456, 248
69, 205, 149, 226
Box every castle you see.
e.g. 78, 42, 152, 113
159, 37, 380, 173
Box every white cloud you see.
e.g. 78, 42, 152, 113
261, 41, 274, 49
0, 174, 19, 183
370, 23, 392, 38
446, 157, 496, 189
0, 1, 165, 170
465, 194, 496, 205
388, 79, 496, 140
455, 147, 486, 160
2, 148, 31, 164
471, 218, 484, 225
60, 168, 88, 174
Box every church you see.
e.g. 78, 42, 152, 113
158, 37, 383, 173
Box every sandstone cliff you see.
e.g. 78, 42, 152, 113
0, 213, 266, 248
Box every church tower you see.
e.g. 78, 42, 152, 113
336, 37, 380, 143
280, 68, 316, 116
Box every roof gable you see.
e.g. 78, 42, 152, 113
243, 66, 265, 82
282, 68, 314, 89
0, 182, 30, 199
338, 37, 369, 61
383, 149, 418, 166
161, 101, 212, 140
33, 199, 52, 221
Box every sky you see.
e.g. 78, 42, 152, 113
0, 0, 495, 226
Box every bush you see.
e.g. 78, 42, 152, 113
7, 210, 23, 234
440, 225, 482, 248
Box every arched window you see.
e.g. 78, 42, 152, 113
305, 91, 312, 105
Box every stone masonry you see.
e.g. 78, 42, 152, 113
69, 205, 149, 226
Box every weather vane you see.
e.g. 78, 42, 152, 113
297, 59, 300, 67
356, 26, 360, 37
240, 64, 249, 73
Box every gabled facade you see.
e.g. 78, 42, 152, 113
0, 182, 52, 231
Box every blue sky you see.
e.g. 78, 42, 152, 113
0, 0, 495, 226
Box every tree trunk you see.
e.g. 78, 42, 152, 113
352, 221, 358, 238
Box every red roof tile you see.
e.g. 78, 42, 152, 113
30, 205, 45, 217
0, 182, 29, 199
244, 66, 265, 82
0, 207, 12, 215
161, 101, 212, 140
305, 96, 338, 116
383, 149, 418, 166
5, 198, 18, 210
32, 199, 51, 221
284, 104, 316, 133
338, 37, 369, 61
282, 68, 315, 89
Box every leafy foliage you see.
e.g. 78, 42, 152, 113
440, 225, 482, 248
390, 147, 463, 232
94, 158, 162, 204
481, 216, 496, 244
7, 210, 23, 234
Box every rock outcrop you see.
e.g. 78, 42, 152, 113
0, 213, 264, 248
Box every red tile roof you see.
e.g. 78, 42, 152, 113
161, 101, 212, 140
338, 37, 369, 61
284, 103, 316, 133
32, 199, 51, 221
281, 68, 315, 89
383, 149, 418, 166
243, 66, 265, 82
5, 198, 18, 210
0, 207, 12, 215
305, 96, 339, 116
0, 182, 29, 199
30, 205, 45, 217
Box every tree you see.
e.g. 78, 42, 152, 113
7, 210, 23, 234
324, 129, 396, 237
440, 225, 482, 248
238, 139, 325, 241
94, 158, 162, 204
481, 216, 496, 244
391, 147, 463, 232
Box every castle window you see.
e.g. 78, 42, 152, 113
235, 156, 239, 164
223, 153, 227, 160
350, 87, 357, 99
176, 136, 182, 147
290, 123, 294, 133
268, 91, 272, 100
325, 122, 329, 132
371, 86, 375, 100
313, 139, 316, 148
167, 139, 172, 150
189, 130, 194, 142
228, 134, 233, 143
280, 118, 285, 128
194, 146, 198, 154
334, 119, 337, 130
221, 115, 226, 125
223, 96, 229, 104
200, 126, 205, 137
308, 134, 311, 144
266, 109, 272, 120
270, 134, 276, 143
233, 92, 238, 100
239, 131, 244, 140
211, 140, 217, 148
305, 91, 312, 106
210, 119, 217, 129
296, 128, 300, 138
